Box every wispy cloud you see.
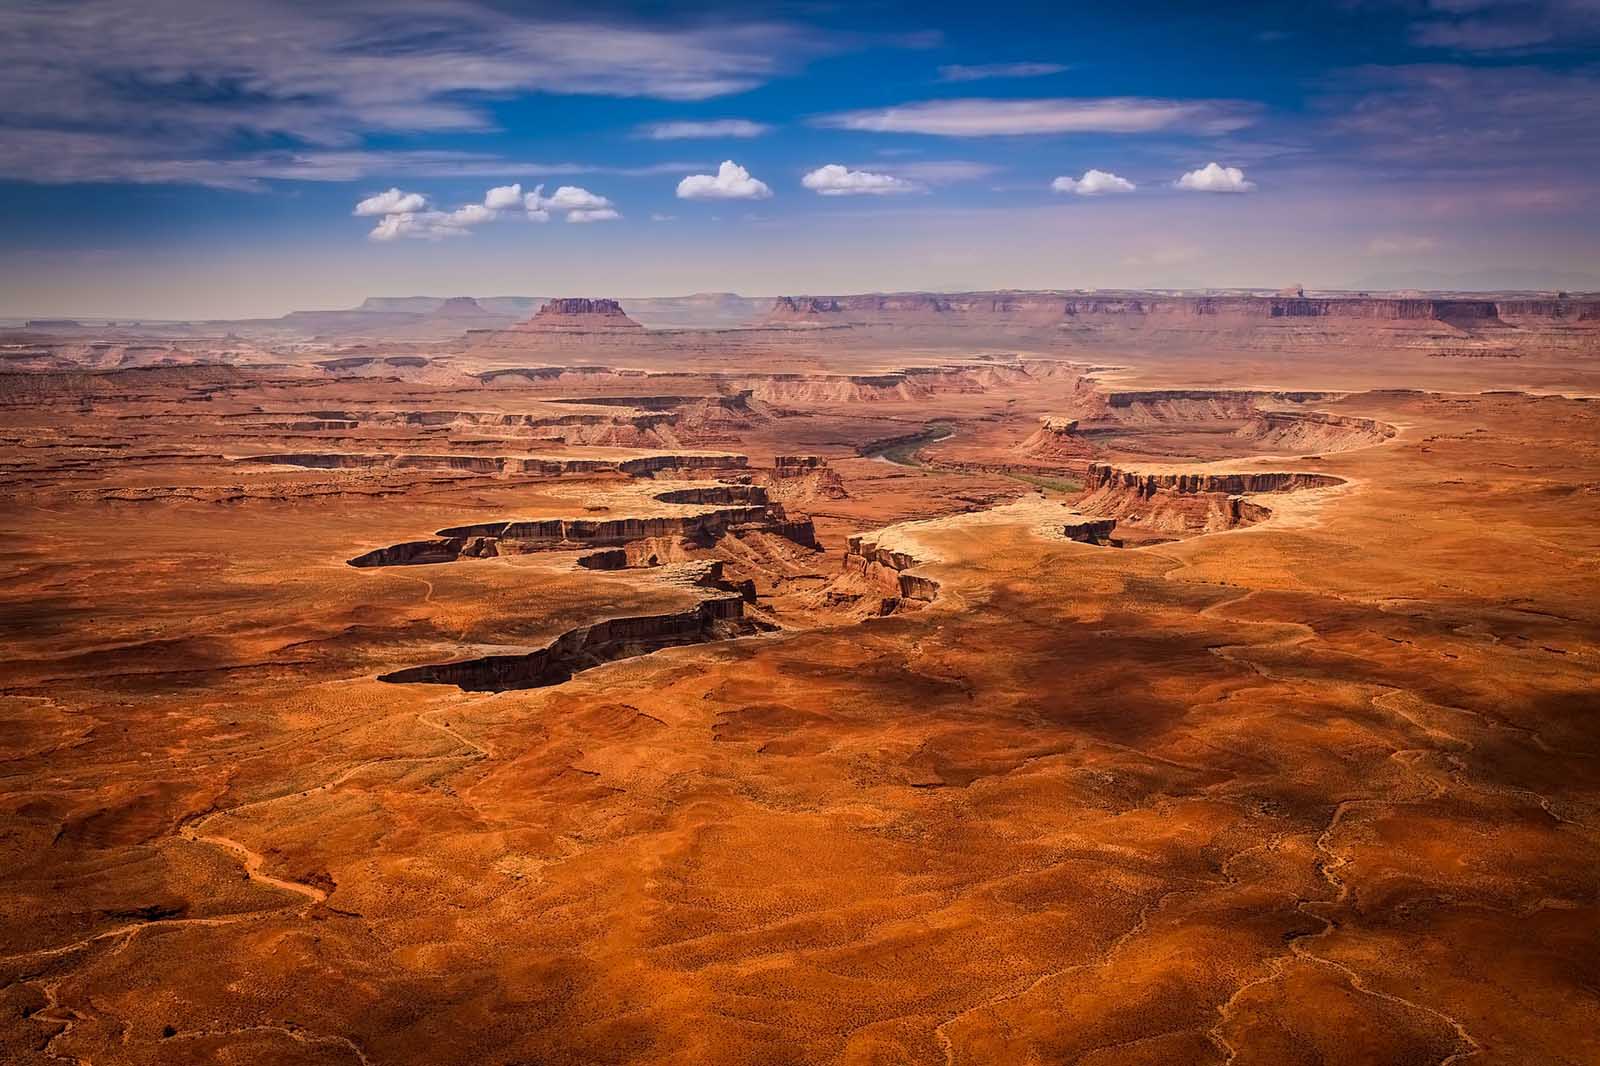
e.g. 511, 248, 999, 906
814, 97, 1257, 136
1323, 64, 1600, 174
0, 0, 826, 185
0, 132, 702, 190
936, 62, 1068, 82
1406, 0, 1600, 52
637, 119, 771, 140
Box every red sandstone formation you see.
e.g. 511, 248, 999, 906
1234, 410, 1396, 453
757, 455, 848, 504
349, 489, 816, 568
1074, 463, 1346, 534
841, 533, 940, 611
512, 298, 644, 332
379, 562, 760, 691
1018, 417, 1097, 463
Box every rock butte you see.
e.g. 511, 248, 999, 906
1, 288, 1598, 1066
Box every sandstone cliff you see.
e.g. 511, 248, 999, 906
1075, 463, 1345, 534
380, 568, 756, 691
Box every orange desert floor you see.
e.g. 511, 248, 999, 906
2, 337, 1598, 1066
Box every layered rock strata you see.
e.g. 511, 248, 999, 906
379, 563, 758, 691
349, 496, 816, 568
1076, 463, 1345, 534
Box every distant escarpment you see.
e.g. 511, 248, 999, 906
762, 290, 1600, 346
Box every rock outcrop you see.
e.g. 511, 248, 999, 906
756, 455, 848, 504
511, 298, 644, 332
349, 494, 816, 567
1084, 465, 1346, 496
1075, 463, 1345, 535
379, 563, 759, 691
1233, 411, 1396, 454
842, 534, 941, 607
1018, 417, 1097, 463
237, 451, 741, 478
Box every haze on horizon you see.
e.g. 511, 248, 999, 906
2, 0, 1598, 320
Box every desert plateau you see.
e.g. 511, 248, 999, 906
3, 289, 1599, 1065
5, 1, 1600, 1062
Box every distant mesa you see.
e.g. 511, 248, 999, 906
512, 298, 645, 332
427, 296, 499, 318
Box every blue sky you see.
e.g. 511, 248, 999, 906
2, 0, 1597, 317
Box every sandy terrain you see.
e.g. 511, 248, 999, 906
2, 298, 1597, 1065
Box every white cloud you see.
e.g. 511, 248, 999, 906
639, 119, 770, 140
801, 164, 920, 196
521, 183, 616, 221
676, 160, 773, 200
368, 211, 469, 241
815, 97, 1256, 136
1051, 169, 1135, 196
1176, 162, 1256, 193
543, 185, 613, 210
484, 183, 523, 209
650, 213, 677, 222
354, 187, 426, 216
937, 63, 1068, 83
361, 181, 622, 239
446, 203, 497, 226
